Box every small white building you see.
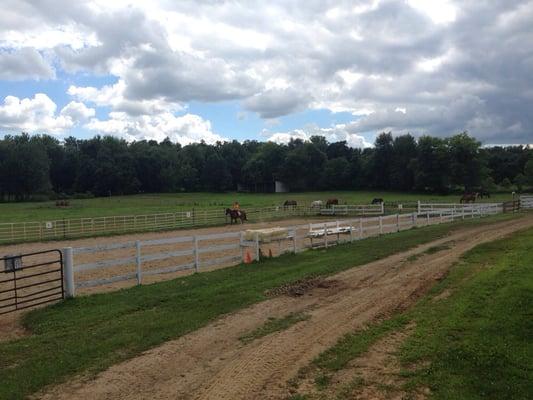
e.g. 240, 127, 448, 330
275, 180, 289, 193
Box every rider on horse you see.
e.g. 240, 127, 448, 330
232, 201, 241, 217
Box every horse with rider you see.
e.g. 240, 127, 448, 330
225, 201, 247, 224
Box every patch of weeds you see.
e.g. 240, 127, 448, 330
336, 377, 365, 399
314, 373, 331, 390
239, 312, 310, 344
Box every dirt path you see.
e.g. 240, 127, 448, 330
36, 216, 533, 400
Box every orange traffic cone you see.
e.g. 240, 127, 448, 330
244, 251, 252, 264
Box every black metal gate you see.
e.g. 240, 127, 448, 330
0, 250, 64, 315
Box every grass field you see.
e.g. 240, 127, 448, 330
0, 191, 514, 223
294, 220, 533, 399
0, 214, 517, 400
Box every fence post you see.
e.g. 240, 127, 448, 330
350, 221, 354, 242
462, 208, 465, 220
359, 218, 363, 239
194, 236, 199, 272
426, 212, 430, 225
292, 230, 297, 254
379, 216, 383, 235
417, 200, 421, 214
63, 247, 75, 298
440, 211, 443, 224
240, 232, 245, 262
381, 202, 385, 214
136, 240, 142, 285
255, 232, 260, 261
396, 213, 400, 232
324, 223, 328, 248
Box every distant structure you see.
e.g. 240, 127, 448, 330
237, 180, 289, 193
275, 180, 289, 193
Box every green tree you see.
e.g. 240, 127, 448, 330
448, 132, 487, 191
524, 159, 533, 186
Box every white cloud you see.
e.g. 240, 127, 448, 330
0, 94, 93, 133
85, 112, 226, 145
68, 80, 184, 116
60, 101, 95, 121
265, 124, 372, 148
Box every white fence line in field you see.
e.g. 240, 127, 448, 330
62, 204, 503, 295
418, 201, 503, 215
0, 204, 382, 245
520, 195, 533, 209
319, 203, 384, 216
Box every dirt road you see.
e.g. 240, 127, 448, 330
36, 215, 533, 400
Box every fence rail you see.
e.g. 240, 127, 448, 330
0, 204, 386, 245
520, 195, 533, 209
62, 204, 504, 294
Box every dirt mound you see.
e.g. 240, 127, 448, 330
265, 276, 341, 297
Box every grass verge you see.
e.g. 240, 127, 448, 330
0, 213, 521, 400
290, 220, 532, 399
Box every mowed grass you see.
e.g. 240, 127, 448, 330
0, 214, 517, 400
294, 220, 533, 399
0, 191, 514, 223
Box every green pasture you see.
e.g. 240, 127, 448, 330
0, 191, 514, 223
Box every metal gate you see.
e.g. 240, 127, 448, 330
0, 250, 64, 315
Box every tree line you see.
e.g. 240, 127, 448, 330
0, 132, 532, 201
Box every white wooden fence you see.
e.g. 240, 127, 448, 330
319, 203, 383, 216
520, 195, 533, 209
417, 201, 503, 216
0, 204, 383, 245
61, 205, 502, 297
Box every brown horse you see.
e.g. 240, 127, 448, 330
460, 193, 478, 203
225, 208, 247, 224
326, 198, 339, 207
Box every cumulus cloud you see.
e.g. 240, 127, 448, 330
265, 123, 372, 148
0, 94, 94, 133
85, 112, 226, 145
1, 0, 533, 143
0, 48, 54, 80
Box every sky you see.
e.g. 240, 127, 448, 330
0, 0, 532, 147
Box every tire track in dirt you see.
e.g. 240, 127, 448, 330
35, 216, 533, 400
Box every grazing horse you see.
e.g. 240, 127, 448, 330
225, 208, 247, 224
311, 200, 323, 208
371, 198, 383, 204
283, 200, 297, 208
478, 190, 490, 199
460, 193, 478, 203
326, 198, 339, 207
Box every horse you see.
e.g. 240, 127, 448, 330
225, 208, 247, 224
310, 200, 323, 208
460, 193, 478, 203
283, 200, 297, 208
326, 198, 339, 207
371, 198, 383, 204
478, 190, 490, 199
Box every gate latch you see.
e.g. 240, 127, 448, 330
4, 255, 22, 272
